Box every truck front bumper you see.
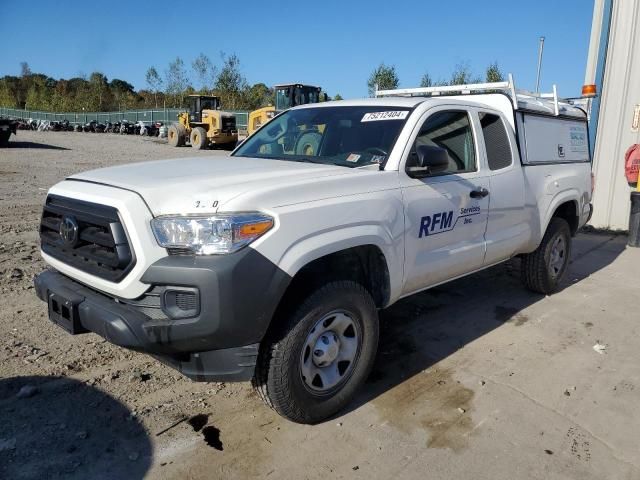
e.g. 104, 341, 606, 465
34, 248, 291, 382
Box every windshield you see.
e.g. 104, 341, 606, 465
275, 88, 293, 110
275, 86, 321, 110
199, 97, 219, 110
233, 105, 412, 168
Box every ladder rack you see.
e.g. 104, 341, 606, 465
375, 73, 563, 116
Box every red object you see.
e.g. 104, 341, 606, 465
625, 144, 640, 186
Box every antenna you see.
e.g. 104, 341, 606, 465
536, 36, 545, 94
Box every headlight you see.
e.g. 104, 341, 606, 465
151, 213, 274, 255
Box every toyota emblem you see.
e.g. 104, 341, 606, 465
59, 215, 79, 246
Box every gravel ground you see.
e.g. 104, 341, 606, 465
1, 131, 639, 480
0, 131, 239, 479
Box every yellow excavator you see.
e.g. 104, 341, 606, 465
168, 95, 238, 149
246, 83, 322, 136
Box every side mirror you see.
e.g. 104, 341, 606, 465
407, 145, 449, 178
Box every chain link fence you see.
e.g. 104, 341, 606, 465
0, 107, 249, 129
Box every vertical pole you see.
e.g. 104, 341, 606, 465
536, 36, 545, 94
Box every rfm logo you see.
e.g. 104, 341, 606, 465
418, 211, 454, 237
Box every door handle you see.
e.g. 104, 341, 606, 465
470, 188, 489, 199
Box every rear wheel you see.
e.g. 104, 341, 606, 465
253, 281, 379, 424
190, 127, 207, 150
521, 217, 572, 294
168, 124, 186, 147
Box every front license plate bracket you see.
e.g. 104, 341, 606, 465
47, 292, 87, 334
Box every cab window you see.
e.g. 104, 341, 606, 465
409, 110, 476, 175
479, 112, 512, 170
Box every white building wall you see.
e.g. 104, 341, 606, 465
587, 0, 640, 230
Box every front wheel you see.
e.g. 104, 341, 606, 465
190, 127, 207, 150
254, 281, 379, 424
521, 217, 572, 294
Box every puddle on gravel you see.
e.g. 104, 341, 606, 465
186, 413, 223, 451
372, 367, 475, 452
188, 414, 209, 432
202, 426, 223, 451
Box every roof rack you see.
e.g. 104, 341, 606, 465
375, 73, 564, 116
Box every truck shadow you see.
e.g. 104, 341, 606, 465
6, 141, 70, 150
345, 232, 627, 417
0, 375, 151, 480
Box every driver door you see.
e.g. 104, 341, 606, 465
401, 107, 490, 295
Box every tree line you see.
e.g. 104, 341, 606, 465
367, 61, 505, 96
0, 56, 504, 113
0, 54, 297, 113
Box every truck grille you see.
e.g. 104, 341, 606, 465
39, 195, 135, 282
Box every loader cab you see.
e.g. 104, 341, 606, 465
188, 95, 221, 123
274, 84, 321, 111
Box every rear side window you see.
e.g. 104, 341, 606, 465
479, 112, 512, 170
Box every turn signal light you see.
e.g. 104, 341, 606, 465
582, 84, 597, 98
238, 220, 273, 238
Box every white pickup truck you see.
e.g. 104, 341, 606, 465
34, 79, 592, 423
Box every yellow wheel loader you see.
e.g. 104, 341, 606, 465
168, 95, 238, 149
246, 84, 322, 136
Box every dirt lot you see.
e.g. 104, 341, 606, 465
1, 131, 639, 480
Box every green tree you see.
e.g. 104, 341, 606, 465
2, 74, 27, 108
145, 67, 163, 107
110, 79, 137, 110
333, 93, 344, 101
67, 76, 92, 111
49, 80, 71, 111
242, 82, 272, 110
449, 62, 481, 85
191, 53, 217, 94
420, 73, 433, 88
214, 53, 248, 109
0, 80, 15, 107
89, 72, 111, 111
367, 63, 399, 97
165, 57, 190, 107
485, 62, 504, 83
20, 62, 32, 78
24, 74, 55, 110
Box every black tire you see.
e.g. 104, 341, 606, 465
190, 126, 207, 150
521, 217, 572, 294
0, 130, 10, 147
253, 281, 379, 424
168, 124, 185, 147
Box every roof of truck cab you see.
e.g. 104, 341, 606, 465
294, 97, 427, 109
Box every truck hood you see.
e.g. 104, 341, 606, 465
68, 156, 359, 216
